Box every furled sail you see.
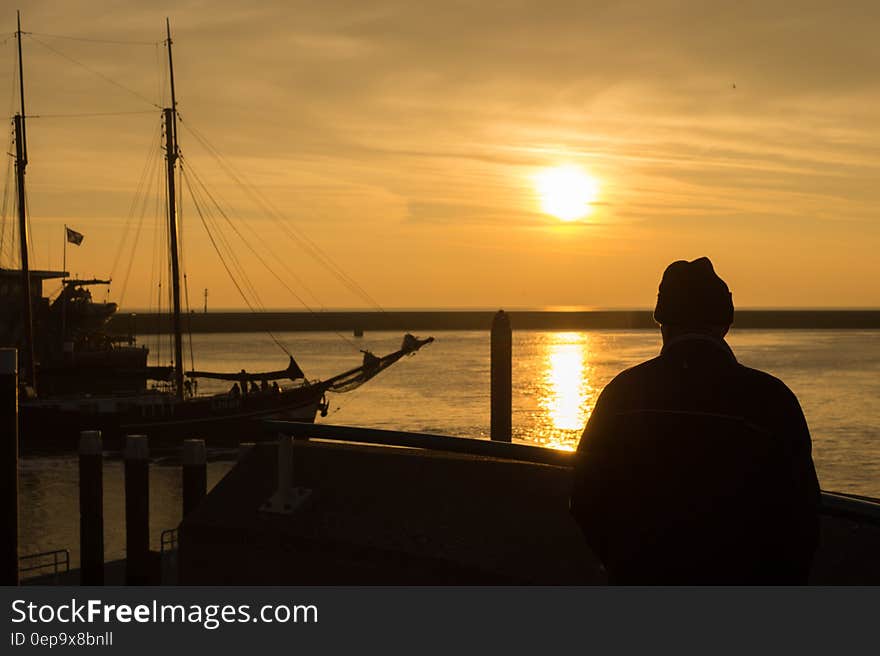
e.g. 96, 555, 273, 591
187, 355, 305, 382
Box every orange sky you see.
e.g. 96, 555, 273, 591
1, 1, 878, 310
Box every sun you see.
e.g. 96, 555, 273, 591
534, 165, 599, 221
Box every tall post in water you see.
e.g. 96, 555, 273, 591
490, 310, 512, 442
78, 431, 104, 585
164, 18, 184, 401
0, 349, 19, 585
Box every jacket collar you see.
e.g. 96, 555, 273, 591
660, 333, 737, 363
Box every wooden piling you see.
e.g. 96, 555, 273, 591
182, 439, 207, 517
0, 349, 18, 585
78, 430, 104, 585
490, 310, 512, 442
124, 434, 150, 585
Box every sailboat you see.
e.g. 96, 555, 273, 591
13, 16, 433, 452
1, 14, 151, 397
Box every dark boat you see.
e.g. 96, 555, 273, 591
0, 270, 149, 396
20, 334, 432, 452
11, 17, 432, 452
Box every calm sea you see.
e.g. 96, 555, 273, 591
19, 328, 880, 568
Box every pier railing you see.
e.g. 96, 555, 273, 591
263, 420, 574, 467
265, 421, 880, 527
160, 528, 179, 554
18, 549, 70, 582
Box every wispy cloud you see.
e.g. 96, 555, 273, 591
3, 1, 878, 308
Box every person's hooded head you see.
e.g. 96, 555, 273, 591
653, 257, 734, 331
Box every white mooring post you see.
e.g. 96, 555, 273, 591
260, 434, 311, 515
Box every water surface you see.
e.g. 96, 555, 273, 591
19, 328, 880, 568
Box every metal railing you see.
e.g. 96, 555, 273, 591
160, 528, 179, 586
19, 549, 70, 581
160, 528, 179, 554
821, 491, 880, 526
263, 420, 575, 467
265, 420, 880, 526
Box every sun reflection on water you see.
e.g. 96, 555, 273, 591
534, 332, 595, 450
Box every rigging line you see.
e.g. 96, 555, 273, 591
183, 169, 255, 304
183, 273, 196, 372
184, 170, 292, 358
148, 171, 162, 363
183, 167, 262, 312
7, 36, 18, 128
111, 116, 162, 279
182, 160, 275, 314
25, 35, 161, 110
181, 157, 312, 308
182, 167, 291, 356
182, 120, 383, 311
118, 149, 161, 305
164, 174, 174, 364
177, 159, 185, 281
23, 186, 36, 270
178, 161, 196, 373
154, 43, 160, 114
182, 156, 362, 351
195, 185, 273, 330
0, 129, 11, 264
117, 126, 163, 304
237, 177, 389, 311
161, 129, 174, 364
159, 45, 168, 109
184, 160, 305, 325
24, 31, 160, 46
156, 283, 163, 366
123, 140, 162, 296
27, 110, 157, 118
178, 151, 324, 309
10, 181, 17, 264
178, 117, 385, 311
188, 161, 361, 352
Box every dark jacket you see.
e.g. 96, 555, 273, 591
570, 334, 820, 584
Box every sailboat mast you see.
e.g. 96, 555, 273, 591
16, 11, 27, 159
164, 18, 184, 400
14, 11, 36, 389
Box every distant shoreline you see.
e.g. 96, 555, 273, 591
107, 310, 880, 335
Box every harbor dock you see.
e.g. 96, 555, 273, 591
176, 424, 880, 585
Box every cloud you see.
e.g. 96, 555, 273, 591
4, 1, 879, 307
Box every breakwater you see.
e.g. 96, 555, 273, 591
107, 310, 880, 335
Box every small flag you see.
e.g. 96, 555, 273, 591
66, 227, 84, 246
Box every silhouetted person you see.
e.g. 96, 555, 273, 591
571, 257, 820, 584
239, 369, 248, 397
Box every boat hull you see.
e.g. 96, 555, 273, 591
19, 385, 326, 454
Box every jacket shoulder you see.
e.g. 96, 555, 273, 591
735, 364, 801, 403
